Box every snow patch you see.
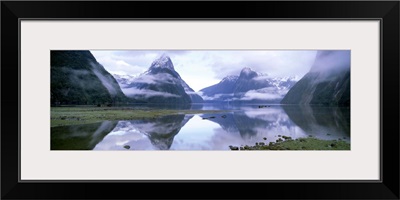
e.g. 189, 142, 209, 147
112, 74, 138, 88
150, 54, 174, 70
221, 75, 239, 82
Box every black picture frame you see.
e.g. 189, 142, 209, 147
1, 1, 399, 199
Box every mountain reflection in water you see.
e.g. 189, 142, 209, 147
51, 121, 118, 150
94, 115, 193, 150
51, 105, 350, 150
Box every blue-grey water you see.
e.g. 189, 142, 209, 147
51, 104, 350, 150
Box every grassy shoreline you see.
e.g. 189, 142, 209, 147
229, 136, 350, 150
51, 107, 228, 127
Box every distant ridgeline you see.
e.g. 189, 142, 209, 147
199, 67, 297, 103
281, 50, 350, 106
51, 50, 129, 105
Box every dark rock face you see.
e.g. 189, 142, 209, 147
200, 67, 297, 103
51, 50, 127, 105
121, 55, 203, 104
281, 50, 350, 106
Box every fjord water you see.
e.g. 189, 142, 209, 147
51, 104, 350, 150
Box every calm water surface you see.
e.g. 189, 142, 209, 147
51, 104, 350, 150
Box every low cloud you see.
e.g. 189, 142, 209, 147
90, 62, 117, 96
111, 74, 137, 88
253, 75, 270, 81
133, 73, 178, 85
198, 92, 234, 101
185, 91, 202, 95
121, 88, 180, 98
309, 50, 351, 83
67, 68, 90, 76
240, 87, 285, 101
310, 50, 350, 73
132, 75, 158, 85
64, 67, 120, 97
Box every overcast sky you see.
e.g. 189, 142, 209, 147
91, 50, 317, 91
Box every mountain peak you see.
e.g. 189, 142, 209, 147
221, 75, 239, 82
241, 67, 253, 73
239, 67, 258, 79
150, 54, 174, 70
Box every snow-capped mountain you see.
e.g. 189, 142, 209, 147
200, 67, 297, 103
120, 55, 203, 104
112, 74, 137, 88
200, 75, 239, 97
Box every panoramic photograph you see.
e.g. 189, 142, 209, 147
51, 50, 350, 150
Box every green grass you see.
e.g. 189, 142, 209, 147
51, 106, 227, 127
230, 137, 350, 150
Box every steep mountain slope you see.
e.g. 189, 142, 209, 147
281, 50, 350, 105
51, 50, 127, 105
122, 55, 203, 104
200, 75, 238, 96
